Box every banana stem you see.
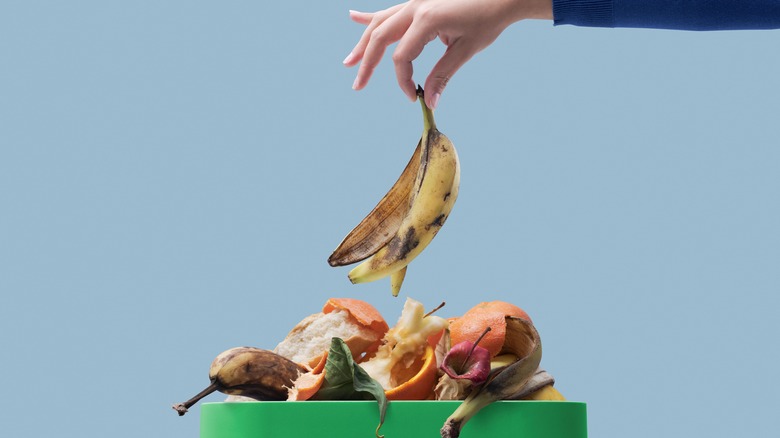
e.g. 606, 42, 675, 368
417, 85, 436, 131
172, 381, 219, 416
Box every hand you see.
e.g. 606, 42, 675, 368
343, 0, 553, 109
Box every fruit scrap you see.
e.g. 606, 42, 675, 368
449, 301, 531, 358
359, 298, 448, 398
173, 297, 565, 438
506, 368, 566, 401
172, 347, 305, 416
286, 298, 448, 404
287, 352, 328, 401
440, 327, 492, 385
440, 317, 542, 438
328, 86, 460, 297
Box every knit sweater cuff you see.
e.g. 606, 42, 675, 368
553, 0, 614, 28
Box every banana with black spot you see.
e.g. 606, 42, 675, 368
172, 347, 306, 416
329, 86, 460, 297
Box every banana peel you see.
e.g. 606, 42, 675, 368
172, 347, 306, 416
440, 317, 542, 438
329, 86, 460, 296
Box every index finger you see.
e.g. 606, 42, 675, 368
353, 9, 414, 90
344, 4, 406, 68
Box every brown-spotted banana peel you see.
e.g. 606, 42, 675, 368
440, 317, 542, 438
328, 140, 421, 267
328, 86, 460, 297
172, 347, 306, 416
508, 368, 566, 401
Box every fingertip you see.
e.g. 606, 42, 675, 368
423, 78, 444, 110
426, 92, 441, 110
398, 79, 417, 102
394, 57, 417, 103
349, 10, 373, 24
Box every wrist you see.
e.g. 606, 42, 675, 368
510, 0, 554, 22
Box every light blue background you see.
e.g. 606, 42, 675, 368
1, 1, 778, 437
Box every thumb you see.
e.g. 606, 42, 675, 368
423, 40, 475, 109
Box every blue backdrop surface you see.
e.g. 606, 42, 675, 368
1, 2, 778, 437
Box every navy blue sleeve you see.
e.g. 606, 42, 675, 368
553, 0, 780, 30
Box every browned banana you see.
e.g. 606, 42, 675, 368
328, 140, 422, 267
172, 347, 306, 416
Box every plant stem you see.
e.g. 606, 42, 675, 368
459, 327, 491, 372
417, 85, 436, 131
172, 381, 219, 416
424, 301, 446, 318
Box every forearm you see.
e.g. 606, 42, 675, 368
553, 0, 780, 30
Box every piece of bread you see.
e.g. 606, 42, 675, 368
274, 309, 383, 368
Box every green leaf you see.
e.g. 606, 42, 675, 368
353, 365, 387, 426
313, 337, 388, 438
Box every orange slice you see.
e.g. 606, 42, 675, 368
385, 345, 438, 400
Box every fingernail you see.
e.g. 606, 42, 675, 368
343, 52, 355, 65
352, 77, 360, 90
429, 92, 441, 110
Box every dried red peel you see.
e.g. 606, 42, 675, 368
440, 327, 492, 385
440, 341, 491, 384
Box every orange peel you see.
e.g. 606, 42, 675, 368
323, 297, 390, 334
449, 301, 532, 358
288, 352, 328, 401
290, 346, 439, 401
384, 345, 438, 400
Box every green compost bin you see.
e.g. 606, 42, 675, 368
201, 400, 587, 438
